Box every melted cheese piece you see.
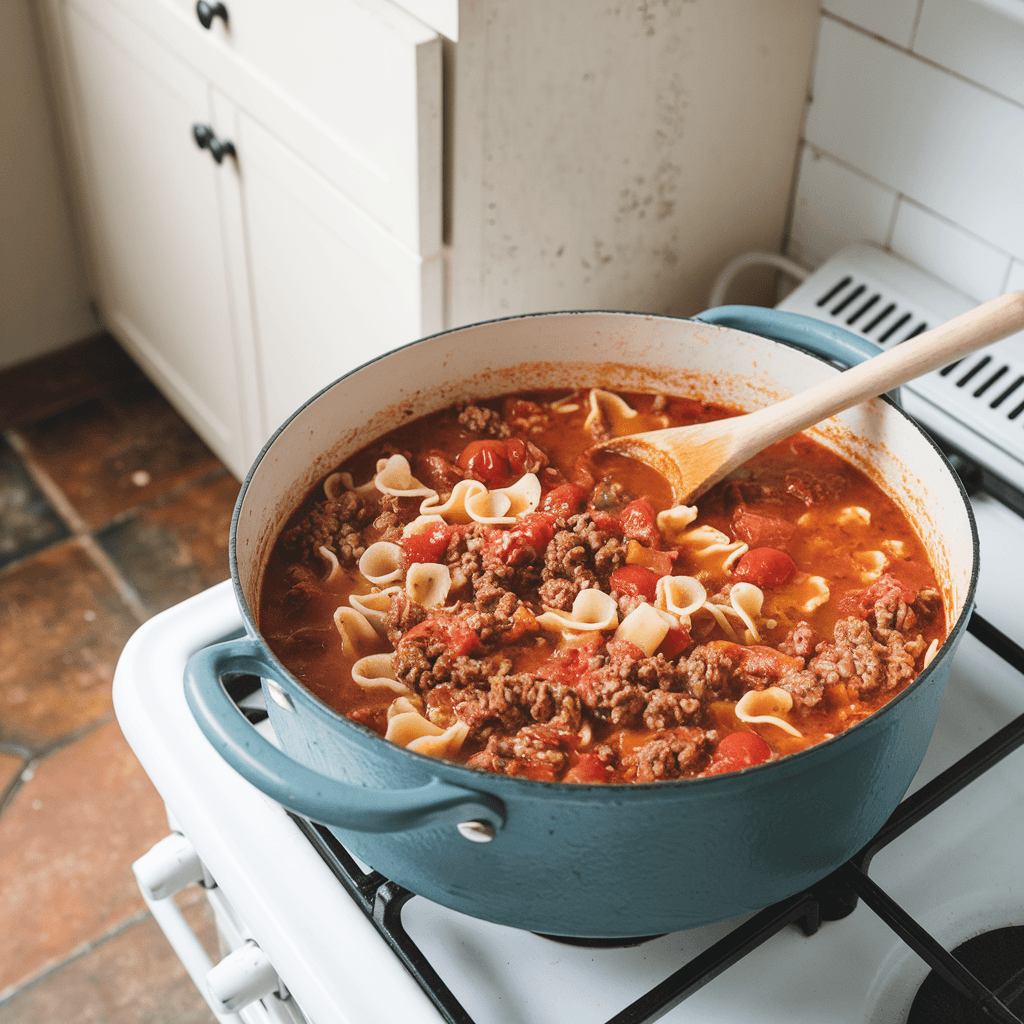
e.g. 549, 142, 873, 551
359, 542, 404, 585
735, 686, 802, 738
837, 506, 871, 526
801, 576, 831, 614
351, 653, 412, 694
536, 589, 619, 634
613, 602, 676, 656
854, 550, 888, 582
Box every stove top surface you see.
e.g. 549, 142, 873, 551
112, 492, 1024, 1024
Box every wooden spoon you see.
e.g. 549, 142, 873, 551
595, 290, 1024, 504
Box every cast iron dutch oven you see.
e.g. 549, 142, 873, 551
185, 307, 978, 938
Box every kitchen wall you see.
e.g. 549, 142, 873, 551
451, 0, 821, 323
0, 0, 96, 370
787, 0, 1024, 304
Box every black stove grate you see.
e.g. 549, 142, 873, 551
285, 611, 1024, 1024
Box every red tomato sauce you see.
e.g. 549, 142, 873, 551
259, 389, 946, 783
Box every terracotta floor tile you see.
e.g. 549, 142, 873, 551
0, 438, 70, 569
0, 752, 25, 797
96, 474, 239, 615
0, 335, 143, 431
17, 379, 224, 530
0, 902, 218, 1023
0, 718, 170, 995
0, 542, 139, 749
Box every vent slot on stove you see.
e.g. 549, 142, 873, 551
812, 276, 929, 348
807, 273, 1024, 448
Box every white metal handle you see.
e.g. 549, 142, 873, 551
206, 941, 281, 1013
133, 832, 205, 900
133, 840, 243, 1024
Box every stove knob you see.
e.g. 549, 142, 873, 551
206, 941, 280, 1012
133, 833, 204, 901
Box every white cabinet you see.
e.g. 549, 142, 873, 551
39, 0, 820, 478
52, 0, 253, 473
232, 110, 442, 433
39, 0, 444, 477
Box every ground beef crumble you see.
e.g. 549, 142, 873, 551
267, 391, 944, 785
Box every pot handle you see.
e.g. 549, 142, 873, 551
693, 305, 883, 367
184, 638, 506, 836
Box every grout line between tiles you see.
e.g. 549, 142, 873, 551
3, 427, 150, 622
0, 907, 153, 1007
820, 11, 1024, 114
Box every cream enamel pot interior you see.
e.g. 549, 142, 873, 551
185, 308, 978, 938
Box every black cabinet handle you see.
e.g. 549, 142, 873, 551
196, 1, 228, 29
192, 123, 236, 164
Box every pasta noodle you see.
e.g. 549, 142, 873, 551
259, 385, 947, 785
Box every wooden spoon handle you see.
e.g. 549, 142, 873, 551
737, 290, 1024, 449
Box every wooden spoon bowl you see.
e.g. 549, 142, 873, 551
595, 291, 1024, 504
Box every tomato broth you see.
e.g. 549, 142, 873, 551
259, 388, 946, 784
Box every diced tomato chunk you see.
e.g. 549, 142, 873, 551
536, 635, 604, 686
839, 571, 920, 618
704, 731, 772, 776
731, 509, 795, 549
589, 509, 621, 533
491, 512, 558, 565
456, 439, 514, 487
540, 483, 587, 518
626, 541, 677, 577
564, 752, 611, 784
609, 564, 658, 602
619, 498, 661, 548
400, 521, 453, 566
733, 547, 796, 588
505, 437, 528, 476
400, 617, 481, 657
655, 624, 691, 660
733, 644, 805, 678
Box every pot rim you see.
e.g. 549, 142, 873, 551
228, 308, 980, 793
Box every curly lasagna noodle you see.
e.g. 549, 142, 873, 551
259, 389, 947, 784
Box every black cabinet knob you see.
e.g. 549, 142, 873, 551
196, 1, 228, 29
192, 123, 236, 164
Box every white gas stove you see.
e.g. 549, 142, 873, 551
113, 478, 1024, 1024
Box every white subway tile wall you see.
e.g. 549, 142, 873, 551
916, 0, 1024, 107
788, 3, 1024, 297
788, 146, 897, 268
889, 199, 1013, 301
821, 0, 921, 47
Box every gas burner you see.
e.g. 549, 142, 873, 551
909, 926, 1024, 1024
534, 933, 665, 948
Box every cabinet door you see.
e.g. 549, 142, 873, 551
119, 0, 443, 256
53, 0, 254, 476
230, 109, 443, 437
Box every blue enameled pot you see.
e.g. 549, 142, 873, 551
185, 307, 977, 938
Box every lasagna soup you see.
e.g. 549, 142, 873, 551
259, 388, 946, 783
